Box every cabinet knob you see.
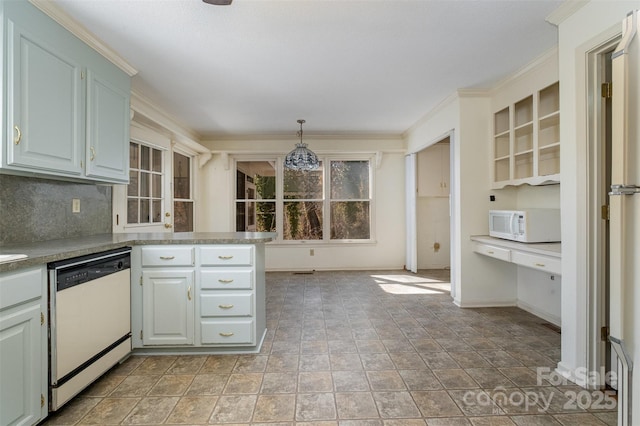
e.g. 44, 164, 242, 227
13, 125, 22, 145
90, 146, 96, 161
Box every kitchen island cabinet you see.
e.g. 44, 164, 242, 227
0, 266, 47, 426
131, 243, 266, 353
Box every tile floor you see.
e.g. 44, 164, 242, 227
42, 270, 617, 426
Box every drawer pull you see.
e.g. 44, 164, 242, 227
487, 251, 494, 254
159, 256, 175, 260
535, 263, 546, 267
218, 255, 234, 260
219, 332, 234, 337
218, 279, 234, 283
218, 304, 234, 309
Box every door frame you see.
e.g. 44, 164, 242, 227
406, 129, 456, 296
587, 35, 621, 388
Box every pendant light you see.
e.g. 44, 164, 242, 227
284, 119, 320, 171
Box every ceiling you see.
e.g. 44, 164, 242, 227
51, 0, 562, 139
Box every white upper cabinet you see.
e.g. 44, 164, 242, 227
418, 142, 450, 197
85, 69, 130, 182
492, 81, 560, 188
1, 1, 131, 184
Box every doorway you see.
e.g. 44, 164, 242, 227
416, 137, 451, 270
588, 40, 618, 389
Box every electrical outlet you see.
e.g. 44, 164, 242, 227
72, 198, 80, 213
310, 249, 314, 256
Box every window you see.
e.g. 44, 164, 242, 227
330, 160, 370, 239
235, 157, 372, 242
236, 161, 277, 233
127, 142, 163, 225
173, 152, 194, 232
283, 165, 323, 240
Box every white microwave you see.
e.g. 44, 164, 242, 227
489, 209, 561, 243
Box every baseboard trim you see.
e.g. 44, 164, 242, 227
517, 300, 561, 327
453, 298, 517, 308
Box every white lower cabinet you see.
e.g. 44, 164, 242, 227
141, 270, 194, 346
132, 244, 266, 352
0, 267, 47, 426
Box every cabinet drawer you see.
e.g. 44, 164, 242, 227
200, 269, 253, 290
473, 243, 511, 262
0, 268, 43, 310
201, 320, 254, 344
201, 293, 253, 317
199, 246, 253, 266
511, 251, 561, 275
141, 247, 194, 266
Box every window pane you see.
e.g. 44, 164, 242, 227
331, 160, 369, 199
255, 201, 276, 232
141, 145, 150, 171
152, 174, 162, 198
140, 199, 150, 223
174, 153, 191, 199
152, 200, 162, 223
330, 201, 370, 239
237, 161, 276, 200
129, 143, 139, 168
284, 201, 323, 240
284, 166, 323, 200
236, 202, 246, 231
128, 171, 138, 196
140, 172, 150, 197
152, 148, 162, 172
174, 201, 194, 232
127, 199, 138, 223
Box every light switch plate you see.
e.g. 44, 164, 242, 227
72, 198, 80, 213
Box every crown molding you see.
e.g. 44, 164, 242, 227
202, 132, 404, 142
28, 0, 137, 76
489, 46, 558, 96
546, 0, 590, 26
131, 91, 207, 153
403, 92, 459, 138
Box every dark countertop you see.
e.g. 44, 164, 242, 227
0, 232, 277, 273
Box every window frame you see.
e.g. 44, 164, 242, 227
172, 147, 196, 232
232, 154, 375, 244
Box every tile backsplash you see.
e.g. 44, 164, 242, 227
0, 174, 111, 245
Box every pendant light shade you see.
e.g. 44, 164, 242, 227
284, 119, 320, 171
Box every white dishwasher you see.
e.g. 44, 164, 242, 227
48, 247, 131, 411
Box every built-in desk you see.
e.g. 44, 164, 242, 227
471, 235, 561, 275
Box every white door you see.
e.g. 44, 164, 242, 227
405, 154, 417, 273
113, 141, 172, 233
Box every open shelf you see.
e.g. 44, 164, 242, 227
491, 81, 560, 187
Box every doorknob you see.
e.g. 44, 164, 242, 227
164, 223, 173, 229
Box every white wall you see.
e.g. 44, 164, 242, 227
198, 136, 407, 271
556, 0, 640, 399
406, 94, 517, 306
